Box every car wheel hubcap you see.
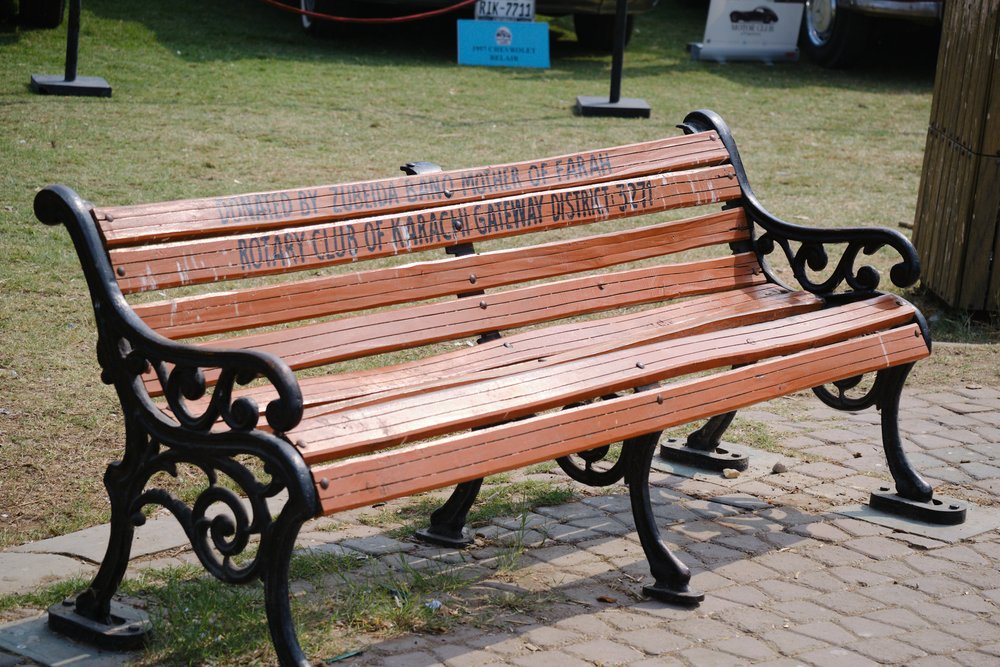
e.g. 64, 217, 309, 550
806, 0, 837, 46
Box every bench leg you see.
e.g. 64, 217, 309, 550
48, 424, 152, 649
658, 411, 751, 472
625, 432, 704, 606
415, 478, 482, 548
264, 514, 313, 667
815, 364, 967, 525
870, 364, 967, 525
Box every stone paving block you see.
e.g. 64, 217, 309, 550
792, 569, 854, 593
715, 604, 785, 633
630, 657, 686, 667
520, 626, 580, 648
815, 589, 887, 615
938, 591, 1000, 616
752, 549, 825, 575
805, 545, 875, 569
771, 599, 842, 623
379, 650, 443, 666
533, 503, 602, 522
845, 535, 916, 559
940, 618, 1000, 643
618, 628, 691, 654
511, 649, 593, 667
563, 516, 629, 537
787, 521, 851, 543
827, 563, 894, 587
863, 606, 930, 630
851, 636, 929, 663
796, 646, 879, 667
677, 647, 746, 666
789, 619, 858, 644
563, 638, 643, 665
715, 533, 772, 556
956, 650, 1000, 667
339, 534, 416, 557
912, 427, 955, 450
907, 656, 965, 667
760, 628, 832, 655
837, 615, 904, 639
901, 627, 971, 654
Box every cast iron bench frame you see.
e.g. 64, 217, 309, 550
34, 110, 964, 666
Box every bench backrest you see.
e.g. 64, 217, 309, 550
94, 130, 764, 391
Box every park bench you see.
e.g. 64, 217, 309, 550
35, 109, 963, 666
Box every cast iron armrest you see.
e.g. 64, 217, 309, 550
34, 185, 304, 437
680, 109, 921, 298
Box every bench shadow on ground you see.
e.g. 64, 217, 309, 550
295, 494, 877, 665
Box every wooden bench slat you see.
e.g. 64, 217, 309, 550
144, 254, 766, 397
111, 166, 742, 293
97, 132, 730, 247
172, 285, 820, 418
136, 208, 749, 339
290, 285, 821, 412
212, 253, 764, 367
294, 295, 917, 462
311, 324, 930, 514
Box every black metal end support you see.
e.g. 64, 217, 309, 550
625, 432, 704, 605
48, 598, 151, 651
415, 478, 482, 548
30, 0, 111, 97
657, 412, 750, 472
574, 0, 649, 118
869, 488, 967, 526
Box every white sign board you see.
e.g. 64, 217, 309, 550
690, 0, 804, 63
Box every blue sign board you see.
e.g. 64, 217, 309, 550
457, 19, 550, 69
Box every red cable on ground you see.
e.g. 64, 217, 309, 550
259, 0, 477, 24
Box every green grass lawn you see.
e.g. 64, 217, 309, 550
0, 0, 953, 549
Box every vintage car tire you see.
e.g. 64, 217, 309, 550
799, 0, 871, 67
19, 0, 66, 28
573, 12, 633, 52
300, 0, 334, 33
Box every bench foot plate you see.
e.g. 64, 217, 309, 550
869, 489, 967, 526
48, 598, 151, 651
658, 438, 750, 472
642, 583, 705, 606
414, 526, 475, 548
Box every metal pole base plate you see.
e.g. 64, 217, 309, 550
48, 598, 151, 651
414, 526, 475, 548
575, 96, 650, 119
31, 74, 112, 97
641, 582, 704, 606
658, 438, 750, 472
869, 489, 968, 526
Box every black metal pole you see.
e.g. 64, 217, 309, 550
608, 0, 627, 104
64, 0, 80, 82
574, 0, 649, 118
30, 0, 111, 97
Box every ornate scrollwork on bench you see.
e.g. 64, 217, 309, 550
755, 227, 921, 296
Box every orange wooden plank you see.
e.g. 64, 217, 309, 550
293, 295, 918, 462
96, 132, 730, 247
206, 253, 764, 369
172, 284, 820, 417
142, 253, 765, 397
290, 285, 820, 411
111, 166, 742, 293
311, 325, 929, 514
135, 208, 749, 339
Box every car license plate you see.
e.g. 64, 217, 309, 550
474, 0, 535, 21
